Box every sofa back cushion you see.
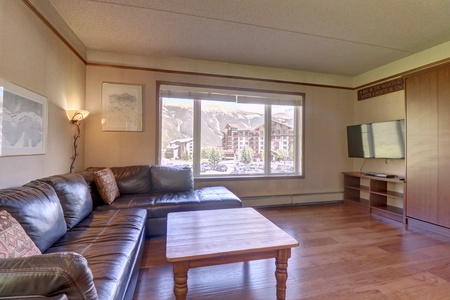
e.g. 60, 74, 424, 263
0, 181, 67, 252
111, 165, 152, 194
78, 168, 104, 208
151, 166, 194, 193
39, 173, 93, 229
83, 166, 152, 200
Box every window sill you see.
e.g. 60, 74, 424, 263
195, 174, 304, 182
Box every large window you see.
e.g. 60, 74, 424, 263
158, 83, 304, 178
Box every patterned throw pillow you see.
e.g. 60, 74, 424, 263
0, 210, 41, 258
94, 168, 120, 204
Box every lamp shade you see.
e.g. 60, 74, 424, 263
66, 110, 89, 122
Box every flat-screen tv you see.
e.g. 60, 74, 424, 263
346, 119, 405, 159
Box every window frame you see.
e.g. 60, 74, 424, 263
157, 81, 305, 180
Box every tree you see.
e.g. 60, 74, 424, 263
165, 148, 174, 159
289, 146, 294, 161
240, 146, 254, 164
209, 148, 223, 166
181, 150, 191, 161
201, 146, 223, 166
276, 149, 290, 162
201, 147, 212, 160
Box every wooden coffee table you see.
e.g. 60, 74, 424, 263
166, 207, 299, 300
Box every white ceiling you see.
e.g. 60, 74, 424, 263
48, 0, 450, 77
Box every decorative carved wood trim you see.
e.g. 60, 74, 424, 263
357, 78, 405, 100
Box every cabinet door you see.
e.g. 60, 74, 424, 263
438, 66, 450, 227
406, 71, 438, 223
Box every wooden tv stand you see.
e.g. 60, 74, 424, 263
342, 172, 405, 223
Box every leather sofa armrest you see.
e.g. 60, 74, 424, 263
0, 252, 97, 300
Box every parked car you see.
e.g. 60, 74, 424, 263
212, 164, 228, 172
200, 162, 211, 172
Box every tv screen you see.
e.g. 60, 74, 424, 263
347, 124, 372, 158
346, 120, 405, 159
371, 120, 405, 159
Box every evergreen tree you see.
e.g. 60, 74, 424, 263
201, 146, 223, 166
240, 146, 254, 164
209, 148, 223, 166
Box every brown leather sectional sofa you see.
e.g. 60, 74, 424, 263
0, 165, 241, 300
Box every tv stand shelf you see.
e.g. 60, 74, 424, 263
342, 172, 405, 223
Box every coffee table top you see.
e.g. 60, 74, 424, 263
166, 207, 299, 262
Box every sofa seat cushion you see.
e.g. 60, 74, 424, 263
97, 187, 242, 219
0, 181, 67, 252
97, 192, 199, 219
45, 208, 147, 300
96, 193, 155, 209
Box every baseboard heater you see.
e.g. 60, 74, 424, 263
241, 192, 343, 207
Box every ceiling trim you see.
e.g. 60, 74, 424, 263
24, 0, 450, 92
87, 62, 353, 91
400, 57, 450, 79
23, 0, 87, 64
355, 57, 450, 89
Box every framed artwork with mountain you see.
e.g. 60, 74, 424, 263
0, 78, 48, 156
101, 82, 143, 131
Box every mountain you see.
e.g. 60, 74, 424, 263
161, 103, 264, 148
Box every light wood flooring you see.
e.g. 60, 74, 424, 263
133, 203, 450, 299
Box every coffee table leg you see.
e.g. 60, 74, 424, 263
173, 261, 189, 300
275, 249, 291, 300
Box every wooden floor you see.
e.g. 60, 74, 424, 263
133, 203, 450, 299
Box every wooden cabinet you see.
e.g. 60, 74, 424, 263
405, 71, 438, 224
342, 172, 405, 223
406, 65, 450, 228
437, 66, 450, 228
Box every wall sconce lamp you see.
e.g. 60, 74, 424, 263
66, 110, 89, 173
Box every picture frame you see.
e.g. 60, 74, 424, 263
102, 82, 143, 131
0, 78, 48, 156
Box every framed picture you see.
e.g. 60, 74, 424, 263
102, 82, 143, 131
0, 78, 48, 156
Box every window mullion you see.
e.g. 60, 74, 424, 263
294, 106, 299, 174
264, 105, 271, 174
193, 99, 201, 176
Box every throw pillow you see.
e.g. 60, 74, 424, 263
94, 168, 120, 204
0, 210, 41, 258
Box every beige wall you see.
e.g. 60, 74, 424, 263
85, 65, 354, 203
351, 91, 406, 177
0, 1, 86, 188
